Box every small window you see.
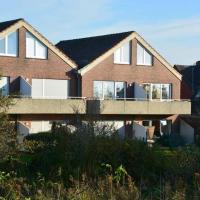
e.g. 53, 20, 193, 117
26, 32, 47, 59
7, 32, 18, 55
137, 43, 152, 66
0, 31, 18, 56
114, 42, 131, 64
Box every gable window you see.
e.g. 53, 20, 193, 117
114, 42, 131, 64
142, 83, 171, 100
0, 31, 18, 56
93, 81, 126, 99
137, 43, 152, 66
26, 32, 47, 59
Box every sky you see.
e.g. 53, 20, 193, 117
0, 0, 200, 65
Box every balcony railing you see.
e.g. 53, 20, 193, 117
86, 98, 191, 115
7, 96, 191, 115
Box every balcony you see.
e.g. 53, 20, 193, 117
8, 97, 86, 114
87, 98, 191, 115
7, 97, 191, 116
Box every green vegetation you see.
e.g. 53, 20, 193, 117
0, 121, 200, 199
0, 93, 200, 199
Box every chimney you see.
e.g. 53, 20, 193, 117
196, 61, 200, 67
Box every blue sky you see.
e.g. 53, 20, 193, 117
1, 0, 200, 65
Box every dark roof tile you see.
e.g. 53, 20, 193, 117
56, 31, 134, 69
0, 18, 23, 33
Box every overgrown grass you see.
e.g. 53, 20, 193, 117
1, 123, 200, 199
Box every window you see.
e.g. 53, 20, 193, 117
115, 82, 126, 98
26, 32, 47, 59
93, 81, 126, 99
93, 81, 103, 99
137, 43, 152, 66
0, 31, 18, 56
152, 84, 161, 99
162, 84, 171, 99
114, 42, 131, 64
103, 81, 115, 99
0, 77, 9, 96
142, 83, 171, 100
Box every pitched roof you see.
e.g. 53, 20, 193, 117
0, 18, 22, 32
174, 64, 200, 90
0, 18, 76, 68
56, 31, 134, 69
56, 31, 182, 80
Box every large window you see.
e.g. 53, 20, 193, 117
137, 43, 152, 66
114, 42, 131, 64
0, 31, 18, 56
93, 81, 126, 99
142, 83, 171, 100
26, 32, 47, 59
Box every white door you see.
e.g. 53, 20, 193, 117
0, 77, 9, 96
32, 78, 69, 99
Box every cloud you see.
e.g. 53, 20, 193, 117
0, 0, 199, 64
85, 16, 200, 65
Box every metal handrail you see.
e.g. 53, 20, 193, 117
8, 95, 190, 102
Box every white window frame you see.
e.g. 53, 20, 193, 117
137, 43, 152, 66
26, 32, 47, 59
0, 31, 18, 57
142, 83, 171, 101
93, 81, 126, 99
114, 42, 131, 64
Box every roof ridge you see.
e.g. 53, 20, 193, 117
58, 31, 135, 43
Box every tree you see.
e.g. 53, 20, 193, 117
0, 85, 17, 161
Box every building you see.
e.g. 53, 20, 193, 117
174, 62, 200, 144
0, 18, 191, 141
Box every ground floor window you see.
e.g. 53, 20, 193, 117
93, 81, 126, 99
142, 83, 171, 100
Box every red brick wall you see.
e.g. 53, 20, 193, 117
0, 27, 77, 96
81, 38, 181, 99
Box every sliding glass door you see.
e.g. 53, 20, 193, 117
143, 83, 171, 100
93, 81, 126, 99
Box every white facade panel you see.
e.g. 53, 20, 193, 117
30, 121, 52, 134
32, 79, 43, 98
32, 78, 69, 99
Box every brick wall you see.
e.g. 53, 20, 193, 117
81, 38, 181, 99
0, 27, 77, 96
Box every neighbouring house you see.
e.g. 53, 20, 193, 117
0, 18, 191, 141
0, 18, 77, 135
174, 61, 200, 144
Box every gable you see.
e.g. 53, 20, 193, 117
0, 19, 77, 69
56, 31, 134, 69
77, 32, 182, 80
